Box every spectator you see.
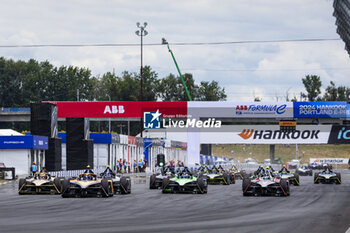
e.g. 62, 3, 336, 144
119, 159, 123, 173
31, 161, 37, 176
143, 158, 147, 172
138, 160, 142, 172
116, 160, 121, 173
133, 160, 137, 173
123, 159, 127, 173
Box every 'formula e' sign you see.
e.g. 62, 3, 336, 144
293, 102, 347, 118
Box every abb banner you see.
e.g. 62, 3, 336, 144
200, 125, 332, 144
51, 101, 187, 118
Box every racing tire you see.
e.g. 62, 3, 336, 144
230, 174, 236, 184
314, 173, 319, 184
242, 178, 251, 196
18, 178, 26, 194
54, 178, 62, 192
197, 177, 207, 194
149, 174, 157, 189
162, 177, 169, 189
223, 173, 230, 185
120, 176, 131, 194
101, 178, 112, 197
280, 179, 289, 196
293, 173, 300, 186
336, 173, 341, 184
61, 179, 71, 197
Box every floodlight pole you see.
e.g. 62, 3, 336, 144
136, 22, 148, 137
162, 38, 192, 101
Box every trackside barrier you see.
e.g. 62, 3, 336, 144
49, 168, 105, 178
237, 163, 281, 171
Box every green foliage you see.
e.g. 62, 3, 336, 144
198, 81, 227, 101
0, 57, 226, 108
157, 73, 226, 101
322, 81, 347, 101
301, 75, 322, 101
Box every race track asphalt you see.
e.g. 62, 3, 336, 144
0, 170, 349, 233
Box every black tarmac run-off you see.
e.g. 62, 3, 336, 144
0, 171, 349, 233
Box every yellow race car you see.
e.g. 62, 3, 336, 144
18, 172, 62, 195
61, 172, 114, 198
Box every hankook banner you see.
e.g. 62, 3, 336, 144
199, 125, 332, 144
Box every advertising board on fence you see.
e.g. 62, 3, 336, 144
188, 102, 293, 118
328, 125, 350, 144
310, 158, 349, 164
293, 102, 347, 118
200, 125, 332, 144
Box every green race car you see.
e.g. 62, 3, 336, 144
162, 168, 207, 194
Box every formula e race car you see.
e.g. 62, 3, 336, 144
242, 174, 290, 197
309, 162, 321, 170
100, 169, 131, 194
162, 168, 207, 194
199, 165, 231, 185
149, 166, 175, 189
314, 168, 341, 184
296, 165, 313, 176
228, 164, 246, 181
274, 170, 300, 186
18, 171, 63, 195
61, 172, 114, 198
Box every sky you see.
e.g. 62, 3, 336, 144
0, 0, 349, 102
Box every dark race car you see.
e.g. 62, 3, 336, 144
61, 172, 114, 198
18, 172, 63, 195
162, 167, 207, 194
314, 167, 341, 184
149, 166, 175, 189
242, 173, 290, 197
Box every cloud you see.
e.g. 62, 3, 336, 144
0, 0, 349, 101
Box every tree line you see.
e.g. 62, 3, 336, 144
300, 75, 349, 102
0, 57, 227, 108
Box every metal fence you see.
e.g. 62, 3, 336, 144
49, 168, 106, 178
